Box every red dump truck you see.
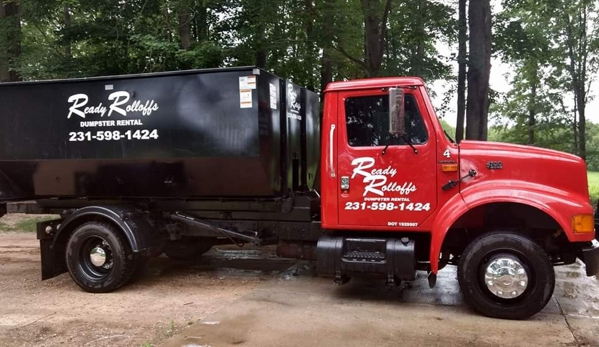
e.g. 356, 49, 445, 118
0, 67, 597, 320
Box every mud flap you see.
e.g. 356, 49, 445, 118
581, 240, 599, 277
37, 219, 67, 280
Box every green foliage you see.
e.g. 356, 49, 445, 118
588, 172, 599, 206
493, 0, 599, 161
439, 118, 456, 140
0, 216, 56, 233
1, 0, 458, 90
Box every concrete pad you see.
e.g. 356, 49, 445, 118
163, 263, 599, 347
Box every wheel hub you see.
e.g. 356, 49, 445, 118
484, 257, 529, 299
90, 246, 107, 267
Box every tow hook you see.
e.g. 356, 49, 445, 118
442, 169, 477, 191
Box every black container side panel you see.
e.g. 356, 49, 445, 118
285, 80, 304, 192
0, 69, 285, 199
257, 71, 284, 196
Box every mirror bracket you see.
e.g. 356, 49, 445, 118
389, 88, 405, 136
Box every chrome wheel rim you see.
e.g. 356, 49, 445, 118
90, 246, 107, 267
79, 237, 114, 280
484, 257, 529, 299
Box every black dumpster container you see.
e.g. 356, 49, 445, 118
0, 67, 320, 200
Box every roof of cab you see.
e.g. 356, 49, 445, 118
324, 77, 424, 92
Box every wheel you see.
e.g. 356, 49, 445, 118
163, 238, 213, 261
458, 231, 555, 320
66, 222, 137, 293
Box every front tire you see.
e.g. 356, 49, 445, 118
458, 231, 555, 320
66, 222, 137, 293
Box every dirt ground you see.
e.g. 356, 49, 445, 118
1, 214, 599, 347
0, 214, 296, 347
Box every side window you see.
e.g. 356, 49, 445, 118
345, 94, 428, 147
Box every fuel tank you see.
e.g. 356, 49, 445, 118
0, 67, 321, 199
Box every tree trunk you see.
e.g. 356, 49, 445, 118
64, 3, 72, 58
196, 3, 208, 42
577, 89, 586, 160
254, 0, 267, 69
412, 0, 426, 77
573, 104, 578, 155
0, 1, 21, 82
304, 0, 316, 91
455, 0, 467, 142
178, 8, 192, 50
319, 0, 334, 96
163, 6, 173, 42
360, 0, 392, 77
465, 0, 491, 141
528, 82, 537, 145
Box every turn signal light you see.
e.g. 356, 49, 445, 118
441, 164, 458, 172
572, 214, 594, 233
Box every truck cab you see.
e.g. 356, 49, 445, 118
319, 77, 599, 319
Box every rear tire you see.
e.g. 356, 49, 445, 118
66, 222, 136, 293
163, 238, 213, 261
458, 231, 555, 320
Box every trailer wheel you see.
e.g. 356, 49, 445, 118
164, 238, 213, 261
66, 222, 136, 293
457, 231, 555, 320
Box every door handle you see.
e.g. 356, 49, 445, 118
329, 124, 336, 178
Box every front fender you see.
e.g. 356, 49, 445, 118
429, 181, 593, 273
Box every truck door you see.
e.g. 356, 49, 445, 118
336, 89, 437, 229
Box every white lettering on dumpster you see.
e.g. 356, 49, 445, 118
67, 92, 159, 119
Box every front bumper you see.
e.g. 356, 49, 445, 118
581, 239, 599, 277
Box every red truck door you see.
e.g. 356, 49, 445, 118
336, 89, 437, 229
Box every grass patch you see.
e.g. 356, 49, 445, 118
0, 221, 14, 232
0, 216, 56, 233
14, 216, 55, 233
589, 171, 599, 208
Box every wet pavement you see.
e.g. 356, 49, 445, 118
163, 261, 599, 347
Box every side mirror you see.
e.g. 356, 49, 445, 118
389, 88, 405, 136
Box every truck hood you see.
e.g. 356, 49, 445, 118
458, 140, 589, 201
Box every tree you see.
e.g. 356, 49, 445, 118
465, 0, 492, 141
495, 0, 554, 146
337, 0, 392, 77
496, 0, 598, 161
385, 0, 455, 80
0, 0, 21, 81
554, 0, 599, 161
455, 0, 467, 142
177, 1, 192, 51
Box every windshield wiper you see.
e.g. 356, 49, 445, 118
382, 134, 418, 155
402, 135, 418, 154
382, 134, 394, 155
382, 143, 391, 156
